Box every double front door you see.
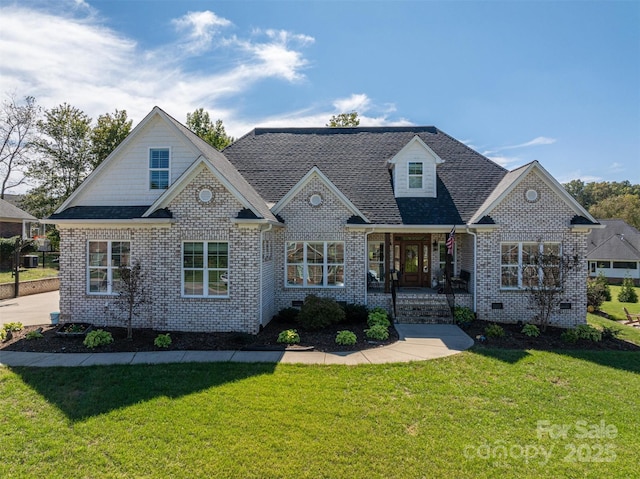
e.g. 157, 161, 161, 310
394, 237, 431, 287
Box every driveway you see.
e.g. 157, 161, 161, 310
0, 290, 60, 326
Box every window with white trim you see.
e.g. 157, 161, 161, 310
149, 148, 170, 189
183, 242, 229, 297
87, 241, 130, 294
408, 162, 423, 189
500, 242, 561, 289
286, 241, 345, 287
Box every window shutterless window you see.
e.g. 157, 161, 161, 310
87, 241, 130, 294
286, 241, 345, 288
183, 242, 229, 297
408, 162, 423, 189
500, 242, 560, 289
149, 148, 170, 189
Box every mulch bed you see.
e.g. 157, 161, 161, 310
0, 318, 399, 354
465, 319, 640, 351
2, 318, 637, 354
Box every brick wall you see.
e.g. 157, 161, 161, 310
474, 171, 588, 327
273, 175, 367, 311
58, 169, 266, 334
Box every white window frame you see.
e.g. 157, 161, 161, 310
285, 241, 345, 288
182, 241, 229, 298
149, 147, 170, 190
87, 240, 131, 295
408, 162, 423, 189
500, 242, 561, 290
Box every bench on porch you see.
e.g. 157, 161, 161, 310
452, 270, 470, 292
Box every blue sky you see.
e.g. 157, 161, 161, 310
1, 0, 638, 185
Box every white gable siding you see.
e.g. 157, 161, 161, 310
392, 142, 437, 198
71, 116, 201, 206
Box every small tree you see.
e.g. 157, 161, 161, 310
586, 278, 606, 310
115, 260, 147, 340
525, 242, 581, 332
618, 276, 638, 303
594, 271, 611, 301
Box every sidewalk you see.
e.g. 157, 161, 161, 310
0, 292, 474, 367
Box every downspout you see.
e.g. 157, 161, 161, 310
258, 224, 273, 328
467, 229, 478, 313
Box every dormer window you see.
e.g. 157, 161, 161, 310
149, 148, 170, 190
408, 162, 423, 189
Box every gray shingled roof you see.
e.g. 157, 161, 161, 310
223, 127, 507, 225
587, 219, 640, 260
0, 198, 36, 221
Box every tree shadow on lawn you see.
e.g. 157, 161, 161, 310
9, 362, 276, 422
470, 346, 640, 374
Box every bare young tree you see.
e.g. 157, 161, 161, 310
115, 260, 147, 340
525, 241, 581, 332
0, 95, 40, 198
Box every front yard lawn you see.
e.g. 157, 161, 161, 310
597, 284, 640, 321
2, 350, 638, 478
0, 267, 59, 284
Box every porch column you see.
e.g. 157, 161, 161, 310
384, 233, 391, 293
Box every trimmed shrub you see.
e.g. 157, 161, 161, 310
297, 295, 345, 330
83, 329, 114, 349
0, 329, 7, 342
521, 324, 540, 337
26, 330, 44, 340
277, 329, 300, 344
561, 328, 578, 344
342, 303, 369, 324
575, 324, 602, 342
484, 323, 505, 339
453, 306, 474, 328
335, 330, 357, 346
275, 307, 300, 323
618, 277, 638, 303
365, 324, 389, 341
154, 333, 172, 348
367, 308, 390, 328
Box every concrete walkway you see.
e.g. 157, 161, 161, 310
0, 292, 474, 367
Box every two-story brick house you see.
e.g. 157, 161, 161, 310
46, 107, 599, 333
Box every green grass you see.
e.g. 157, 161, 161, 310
0, 267, 59, 284
598, 285, 640, 321
588, 314, 640, 346
2, 351, 638, 478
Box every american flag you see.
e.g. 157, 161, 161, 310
446, 226, 456, 255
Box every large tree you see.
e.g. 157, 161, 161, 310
326, 111, 360, 127
589, 194, 640, 230
0, 95, 40, 198
90, 109, 132, 167
22, 103, 93, 218
186, 108, 233, 150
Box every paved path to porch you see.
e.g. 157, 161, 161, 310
0, 292, 474, 367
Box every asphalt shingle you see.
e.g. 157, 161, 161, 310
223, 127, 507, 225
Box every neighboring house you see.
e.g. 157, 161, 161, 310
0, 197, 37, 238
45, 107, 600, 333
587, 219, 640, 284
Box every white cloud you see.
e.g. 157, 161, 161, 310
486, 155, 523, 169
0, 5, 315, 128
333, 93, 371, 113
172, 11, 232, 55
